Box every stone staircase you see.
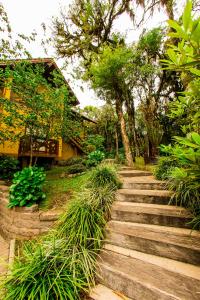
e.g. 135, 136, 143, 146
90, 168, 200, 300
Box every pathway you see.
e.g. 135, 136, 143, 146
0, 234, 9, 278
90, 167, 200, 300
0, 180, 10, 283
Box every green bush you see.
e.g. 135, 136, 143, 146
163, 133, 200, 229
89, 164, 121, 190
9, 167, 46, 208
0, 155, 19, 180
2, 164, 120, 299
83, 134, 105, 152
66, 163, 87, 174
86, 150, 105, 167
58, 156, 87, 166
154, 156, 180, 180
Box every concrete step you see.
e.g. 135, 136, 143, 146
111, 202, 192, 228
118, 170, 152, 177
120, 166, 134, 170
116, 189, 172, 204
122, 176, 166, 190
98, 244, 200, 300
89, 284, 132, 300
106, 220, 200, 265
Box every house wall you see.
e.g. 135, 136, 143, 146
0, 141, 19, 157
0, 140, 80, 161
0, 85, 20, 156
59, 141, 79, 161
0, 82, 65, 159
0, 73, 81, 161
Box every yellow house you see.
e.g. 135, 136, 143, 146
0, 58, 84, 165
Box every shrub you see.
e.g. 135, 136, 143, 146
66, 163, 87, 174
8, 166, 46, 207
0, 155, 19, 180
154, 156, 181, 180
89, 164, 121, 190
83, 134, 105, 152
58, 156, 87, 166
163, 133, 200, 229
86, 150, 105, 167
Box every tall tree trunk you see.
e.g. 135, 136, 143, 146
125, 94, 138, 162
116, 99, 133, 167
115, 129, 119, 160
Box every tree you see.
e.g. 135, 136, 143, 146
0, 61, 69, 165
52, 0, 187, 164
85, 45, 137, 165
129, 27, 183, 161
97, 104, 119, 156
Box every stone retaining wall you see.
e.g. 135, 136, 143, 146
0, 185, 61, 240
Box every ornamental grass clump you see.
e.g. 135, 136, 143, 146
154, 156, 181, 180
1, 164, 120, 300
3, 238, 88, 300
89, 164, 121, 190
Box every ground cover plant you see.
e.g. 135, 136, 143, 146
154, 156, 181, 180
86, 150, 105, 167
1, 164, 120, 299
0, 155, 19, 180
8, 166, 46, 208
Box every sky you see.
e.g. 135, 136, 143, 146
0, 0, 185, 107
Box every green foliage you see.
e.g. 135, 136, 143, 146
66, 163, 87, 174
42, 170, 90, 210
57, 157, 88, 175
89, 164, 121, 190
161, 133, 200, 228
83, 134, 105, 152
0, 61, 69, 148
87, 45, 134, 97
86, 150, 105, 167
161, 1, 200, 229
0, 155, 19, 179
8, 167, 46, 208
168, 78, 200, 132
163, 0, 200, 77
162, 0, 200, 133
58, 157, 87, 167
154, 156, 180, 180
138, 27, 163, 57
2, 164, 120, 299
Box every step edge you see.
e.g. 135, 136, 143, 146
103, 244, 200, 280
107, 220, 200, 238
89, 284, 132, 300
98, 262, 181, 300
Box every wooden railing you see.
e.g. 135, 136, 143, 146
19, 136, 59, 157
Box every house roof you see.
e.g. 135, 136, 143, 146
71, 109, 97, 124
0, 57, 79, 105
